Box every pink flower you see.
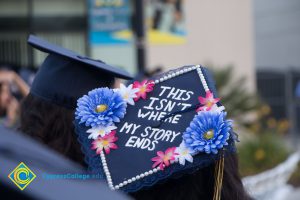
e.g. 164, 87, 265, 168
151, 147, 178, 170
91, 131, 118, 154
197, 90, 220, 112
133, 80, 155, 101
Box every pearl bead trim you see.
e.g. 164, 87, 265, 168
154, 65, 209, 92
100, 148, 162, 190
100, 65, 211, 190
113, 167, 161, 190
100, 151, 115, 190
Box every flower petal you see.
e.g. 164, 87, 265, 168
183, 111, 232, 154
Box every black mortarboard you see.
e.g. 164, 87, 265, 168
28, 35, 133, 109
74, 65, 236, 194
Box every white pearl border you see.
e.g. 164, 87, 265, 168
101, 148, 161, 190
114, 167, 161, 190
100, 151, 115, 190
154, 65, 209, 92
101, 65, 211, 190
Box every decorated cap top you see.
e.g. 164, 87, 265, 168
74, 65, 236, 193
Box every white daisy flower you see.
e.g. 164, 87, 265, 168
87, 125, 117, 140
175, 142, 194, 166
210, 104, 225, 113
117, 83, 140, 105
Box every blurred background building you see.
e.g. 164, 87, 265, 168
0, 0, 87, 68
254, 0, 300, 137
1, 0, 300, 136
0, 0, 255, 86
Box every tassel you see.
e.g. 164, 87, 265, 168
213, 154, 225, 200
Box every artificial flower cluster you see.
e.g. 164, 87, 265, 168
151, 90, 232, 170
76, 82, 231, 171
76, 81, 155, 155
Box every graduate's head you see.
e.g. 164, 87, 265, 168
20, 35, 132, 164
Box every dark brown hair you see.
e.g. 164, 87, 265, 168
19, 93, 85, 165
19, 65, 115, 164
131, 154, 251, 200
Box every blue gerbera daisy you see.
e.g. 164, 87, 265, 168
75, 88, 127, 127
183, 111, 232, 154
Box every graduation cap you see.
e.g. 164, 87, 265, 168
28, 35, 133, 109
74, 65, 237, 198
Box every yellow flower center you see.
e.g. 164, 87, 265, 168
140, 86, 146, 93
163, 156, 170, 162
206, 101, 213, 107
182, 150, 188, 156
99, 130, 105, 135
204, 130, 214, 140
102, 140, 109, 146
123, 93, 129, 99
95, 104, 108, 113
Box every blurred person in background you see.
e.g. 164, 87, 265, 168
0, 124, 128, 200
0, 67, 29, 128
150, 0, 184, 34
